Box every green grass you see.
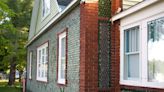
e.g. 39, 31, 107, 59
0, 87, 21, 92
0, 80, 22, 92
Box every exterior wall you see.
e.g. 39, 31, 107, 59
26, 6, 80, 92
110, 0, 122, 92
80, 1, 99, 92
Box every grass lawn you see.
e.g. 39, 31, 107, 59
0, 80, 22, 92
0, 87, 21, 92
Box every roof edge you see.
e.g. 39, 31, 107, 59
112, 0, 159, 22
25, 0, 80, 47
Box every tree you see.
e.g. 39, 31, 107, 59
0, 0, 15, 71
0, 0, 33, 86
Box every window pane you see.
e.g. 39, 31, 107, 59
60, 37, 66, 79
42, 48, 45, 64
42, 0, 50, 17
124, 26, 139, 80
46, 47, 48, 62
60, 58, 65, 79
61, 37, 66, 57
39, 50, 41, 64
45, 64, 47, 78
38, 69, 41, 77
148, 17, 164, 82
125, 26, 139, 52
42, 0, 45, 16
127, 54, 139, 78
136, 28, 139, 51
42, 69, 44, 77
45, 0, 50, 14
45, 46, 48, 78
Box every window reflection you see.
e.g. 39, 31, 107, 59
42, 0, 50, 17
148, 17, 164, 82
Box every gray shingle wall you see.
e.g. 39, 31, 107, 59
26, 6, 80, 92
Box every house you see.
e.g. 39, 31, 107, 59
26, 0, 101, 92
27, 0, 164, 92
111, 0, 164, 91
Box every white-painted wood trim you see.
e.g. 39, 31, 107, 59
29, 52, 32, 79
112, 0, 159, 22
57, 32, 66, 84
120, 22, 141, 85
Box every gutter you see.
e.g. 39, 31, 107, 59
112, 0, 159, 22
25, 0, 80, 47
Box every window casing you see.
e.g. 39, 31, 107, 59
29, 51, 32, 79
42, 0, 50, 19
37, 42, 48, 82
120, 13, 164, 88
57, 32, 66, 84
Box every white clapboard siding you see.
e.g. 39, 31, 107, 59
123, 0, 143, 10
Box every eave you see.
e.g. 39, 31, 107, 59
112, 0, 159, 22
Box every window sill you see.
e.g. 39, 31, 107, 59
120, 80, 164, 89
57, 80, 66, 85
57, 78, 67, 86
36, 78, 48, 83
57, 82, 67, 87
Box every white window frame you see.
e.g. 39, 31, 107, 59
124, 25, 140, 81
57, 32, 66, 84
120, 12, 164, 89
41, 0, 50, 20
36, 42, 48, 82
120, 22, 142, 86
29, 51, 32, 79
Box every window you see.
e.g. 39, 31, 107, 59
120, 15, 164, 88
29, 51, 32, 79
148, 17, 164, 82
124, 26, 140, 80
42, 0, 50, 18
57, 31, 67, 84
37, 42, 48, 82
57, 0, 73, 11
